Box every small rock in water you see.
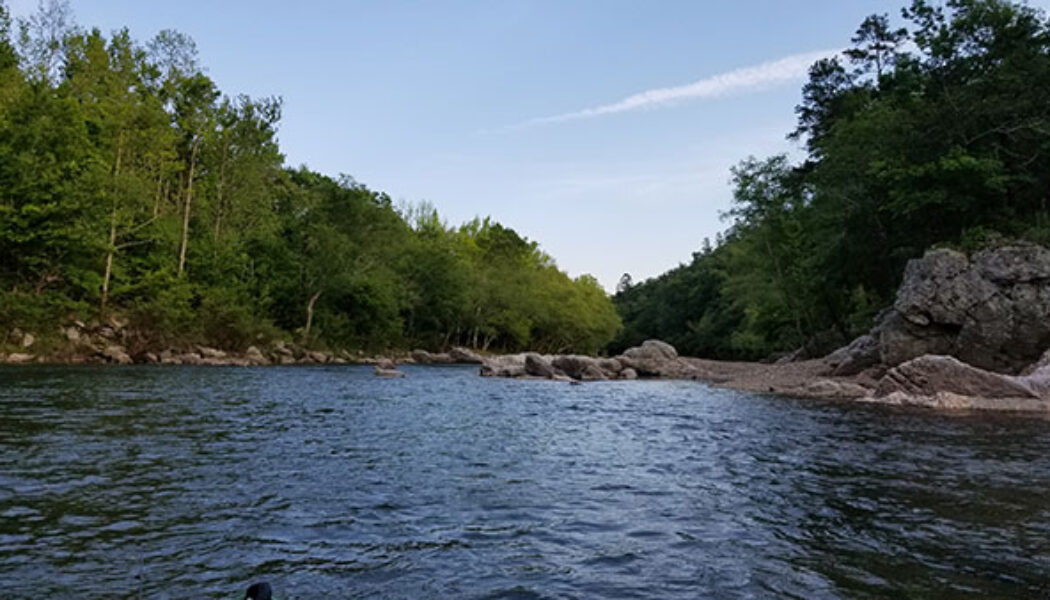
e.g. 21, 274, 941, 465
375, 366, 406, 378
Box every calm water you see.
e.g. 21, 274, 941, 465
2, 366, 1050, 599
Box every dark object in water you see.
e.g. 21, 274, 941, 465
245, 582, 272, 600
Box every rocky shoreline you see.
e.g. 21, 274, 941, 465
4, 243, 1049, 412
0, 319, 491, 369
473, 243, 1050, 412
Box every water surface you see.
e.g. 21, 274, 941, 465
2, 365, 1049, 598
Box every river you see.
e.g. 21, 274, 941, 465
1, 365, 1049, 598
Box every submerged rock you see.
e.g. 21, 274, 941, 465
375, 366, 405, 378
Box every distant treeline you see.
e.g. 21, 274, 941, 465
0, 1, 620, 354
612, 0, 1050, 360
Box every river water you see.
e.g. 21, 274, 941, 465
1, 365, 1049, 598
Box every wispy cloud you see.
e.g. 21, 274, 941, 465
510, 49, 839, 130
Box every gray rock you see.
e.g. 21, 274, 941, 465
375, 366, 406, 378
63, 326, 81, 342
245, 346, 269, 364
825, 334, 880, 376
376, 358, 397, 370
197, 346, 226, 359
875, 355, 1038, 399
774, 347, 806, 364
579, 363, 608, 381
796, 379, 872, 400
100, 345, 133, 365
873, 244, 1050, 373
975, 243, 1050, 283
412, 350, 454, 364
622, 339, 678, 361
1021, 349, 1050, 377
449, 347, 484, 364
524, 353, 555, 378
5, 353, 34, 364
597, 358, 623, 376
480, 354, 527, 378
20, 333, 35, 348
551, 355, 604, 380
620, 367, 638, 380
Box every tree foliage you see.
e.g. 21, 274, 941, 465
0, 1, 620, 354
614, 0, 1050, 359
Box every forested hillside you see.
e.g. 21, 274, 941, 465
0, 1, 620, 355
612, 0, 1050, 360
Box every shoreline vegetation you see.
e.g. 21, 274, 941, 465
4, 0, 1050, 414
0, 1, 620, 363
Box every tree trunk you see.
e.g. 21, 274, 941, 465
101, 209, 118, 312
304, 290, 322, 342
213, 136, 228, 245
177, 135, 201, 276
101, 135, 124, 312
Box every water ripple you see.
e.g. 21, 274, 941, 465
1, 365, 1049, 597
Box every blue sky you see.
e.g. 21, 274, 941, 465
10, 1, 1050, 289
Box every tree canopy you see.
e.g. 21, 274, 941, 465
0, 0, 620, 355
612, 0, 1050, 360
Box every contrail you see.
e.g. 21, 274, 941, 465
512, 49, 840, 129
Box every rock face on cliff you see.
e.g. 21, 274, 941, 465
826, 244, 1050, 375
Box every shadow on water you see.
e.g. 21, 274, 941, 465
2, 364, 1050, 598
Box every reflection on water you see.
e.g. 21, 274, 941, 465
2, 365, 1050, 598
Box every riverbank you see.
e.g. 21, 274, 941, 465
0, 318, 487, 368
6, 328, 1050, 412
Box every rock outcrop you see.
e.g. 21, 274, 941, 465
875, 355, 1039, 399
825, 244, 1050, 375
524, 353, 555, 378
448, 347, 484, 364
479, 339, 697, 383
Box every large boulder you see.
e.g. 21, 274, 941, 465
551, 355, 606, 380
617, 340, 698, 378
824, 334, 880, 376
875, 355, 1039, 399
245, 346, 269, 365
876, 244, 1050, 373
596, 358, 623, 376
479, 354, 527, 378
449, 347, 484, 364
100, 345, 133, 365
621, 339, 678, 361
524, 353, 555, 378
